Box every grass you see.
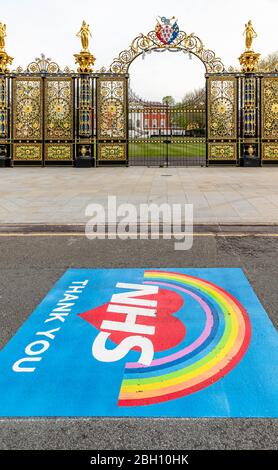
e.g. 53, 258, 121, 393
128, 139, 206, 158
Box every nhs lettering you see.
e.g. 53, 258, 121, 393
79, 281, 186, 367
91, 283, 158, 366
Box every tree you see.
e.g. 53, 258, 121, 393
170, 88, 206, 132
181, 88, 206, 109
162, 96, 175, 106
259, 52, 278, 72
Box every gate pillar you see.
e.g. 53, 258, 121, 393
239, 73, 261, 166
238, 20, 261, 166
75, 74, 95, 167
0, 73, 11, 167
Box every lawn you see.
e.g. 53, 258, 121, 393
128, 138, 206, 158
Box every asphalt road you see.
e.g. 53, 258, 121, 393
0, 228, 277, 450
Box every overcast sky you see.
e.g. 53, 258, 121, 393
1, 0, 277, 101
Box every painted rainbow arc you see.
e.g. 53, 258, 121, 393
118, 270, 251, 407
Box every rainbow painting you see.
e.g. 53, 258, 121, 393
0, 267, 277, 417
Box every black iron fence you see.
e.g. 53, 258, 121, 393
0, 61, 277, 167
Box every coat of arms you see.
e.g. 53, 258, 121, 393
155, 16, 179, 45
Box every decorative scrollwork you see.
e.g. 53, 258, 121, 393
109, 28, 225, 73
45, 79, 73, 139
262, 77, 278, 139
208, 143, 236, 160
13, 53, 74, 74
208, 77, 237, 139
98, 143, 126, 161
45, 144, 72, 161
0, 77, 8, 138
13, 143, 42, 161
262, 143, 278, 160
79, 77, 93, 137
13, 78, 42, 139
97, 79, 126, 139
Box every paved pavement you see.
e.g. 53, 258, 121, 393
0, 232, 277, 450
1, 167, 278, 224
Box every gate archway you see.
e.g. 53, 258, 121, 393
108, 18, 226, 167
109, 20, 225, 74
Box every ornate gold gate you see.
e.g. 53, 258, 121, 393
96, 75, 128, 165
0, 18, 277, 168
261, 76, 278, 162
207, 75, 238, 164
10, 56, 75, 166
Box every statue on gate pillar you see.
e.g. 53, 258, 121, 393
76, 21, 92, 52
239, 20, 260, 72
243, 20, 257, 52
0, 22, 13, 73
74, 20, 95, 73
0, 23, 6, 50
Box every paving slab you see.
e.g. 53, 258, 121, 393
1, 167, 278, 224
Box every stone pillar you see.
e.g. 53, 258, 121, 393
239, 24, 261, 166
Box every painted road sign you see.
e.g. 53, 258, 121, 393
0, 268, 277, 417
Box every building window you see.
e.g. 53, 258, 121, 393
144, 119, 148, 127
161, 119, 165, 128
136, 119, 141, 128
153, 119, 157, 128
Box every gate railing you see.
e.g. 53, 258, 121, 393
1, 68, 278, 168
206, 72, 278, 166
0, 19, 278, 168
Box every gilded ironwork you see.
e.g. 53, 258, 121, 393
239, 20, 260, 72
79, 77, 93, 136
97, 78, 126, 140
0, 77, 7, 138
13, 78, 42, 139
208, 143, 236, 160
243, 77, 256, 136
208, 77, 237, 139
77, 21, 92, 52
13, 144, 42, 161
45, 78, 73, 140
13, 54, 73, 74
45, 144, 72, 161
109, 20, 225, 73
0, 22, 6, 50
239, 51, 260, 73
74, 52, 96, 73
98, 143, 126, 161
74, 21, 96, 73
262, 77, 278, 139
262, 143, 278, 160
243, 20, 257, 52
0, 18, 277, 168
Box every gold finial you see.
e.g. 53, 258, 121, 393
239, 20, 260, 73
76, 20, 92, 52
243, 20, 257, 52
74, 21, 95, 73
0, 22, 13, 73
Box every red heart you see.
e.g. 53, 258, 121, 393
79, 288, 185, 352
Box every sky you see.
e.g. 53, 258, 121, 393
0, 0, 277, 101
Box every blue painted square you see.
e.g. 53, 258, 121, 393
0, 268, 277, 417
